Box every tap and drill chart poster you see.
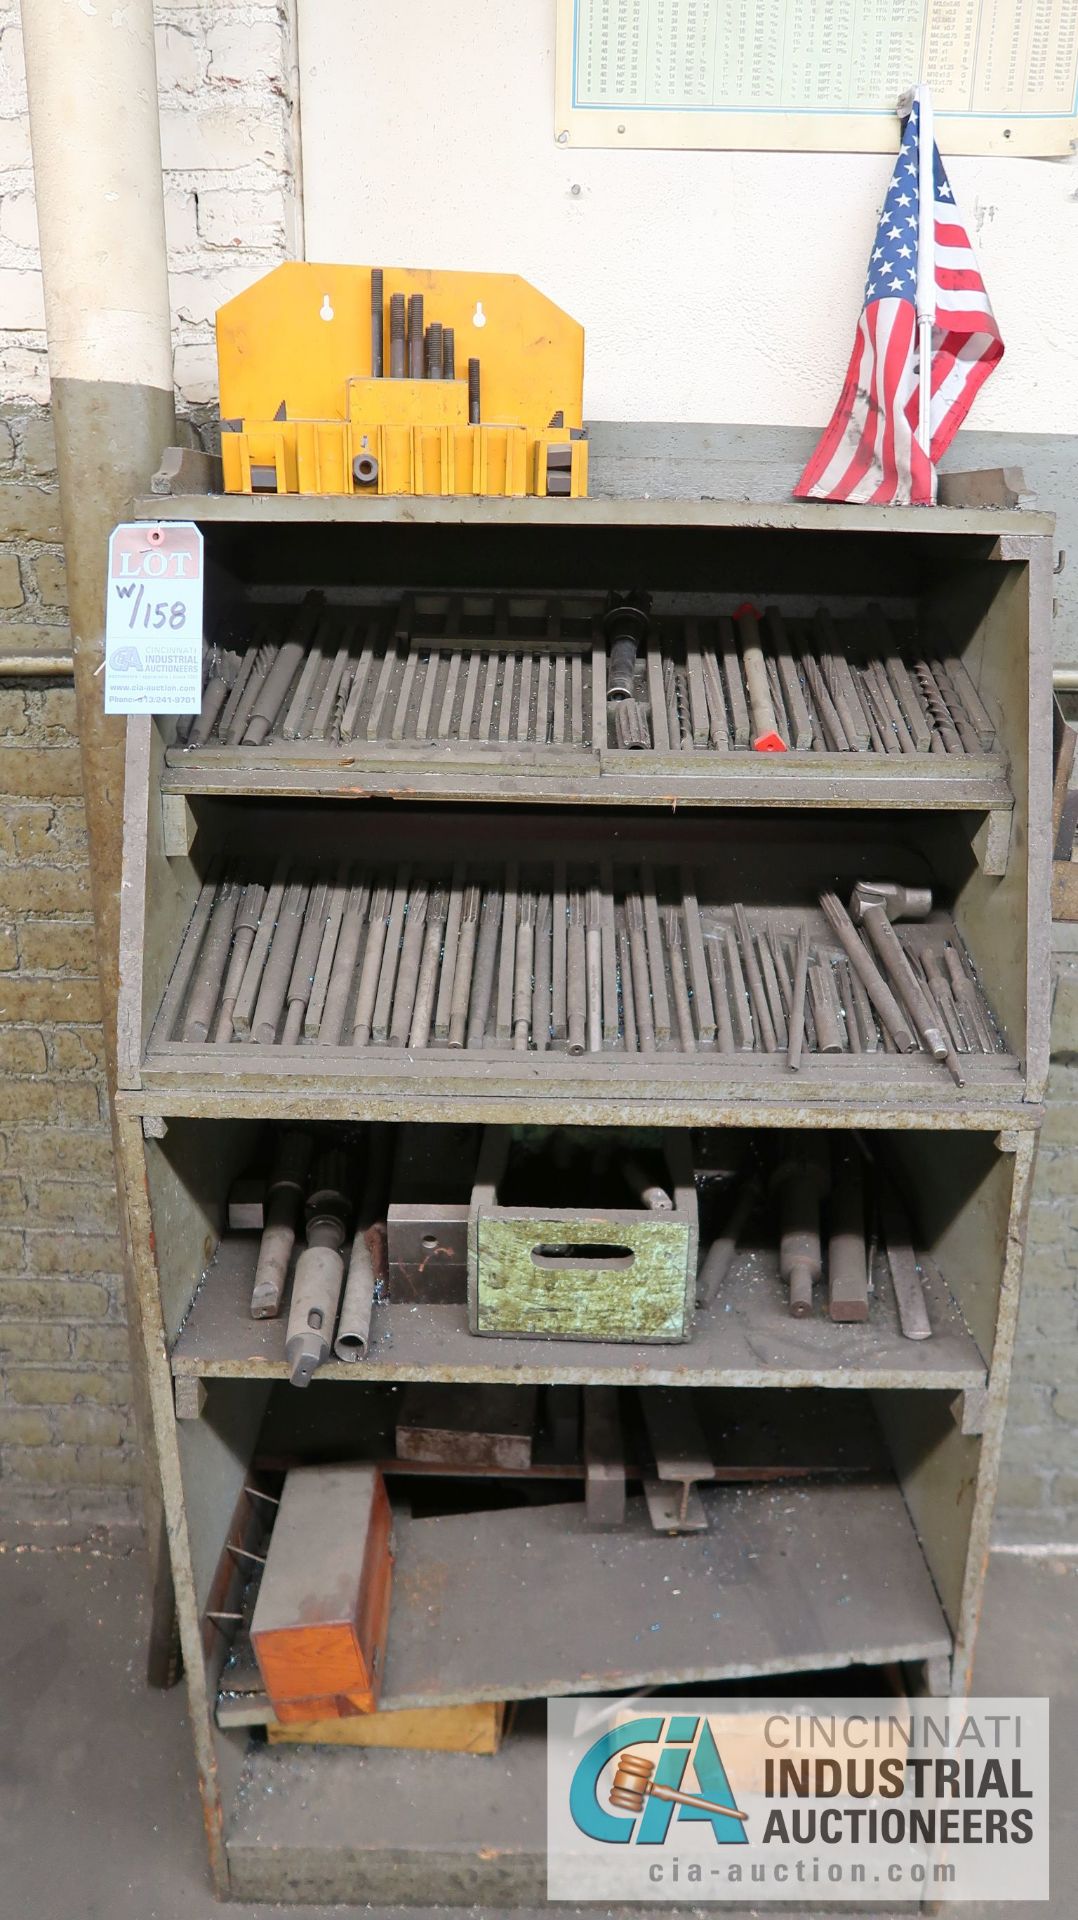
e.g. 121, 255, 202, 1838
556, 0, 1078, 152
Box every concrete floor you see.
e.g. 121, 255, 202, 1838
0, 1540, 1072, 1920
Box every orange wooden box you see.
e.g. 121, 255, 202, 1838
251, 1464, 394, 1725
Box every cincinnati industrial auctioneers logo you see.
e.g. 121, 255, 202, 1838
569, 1712, 749, 1848
547, 1696, 1050, 1902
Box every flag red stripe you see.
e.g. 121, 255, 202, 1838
869, 303, 916, 503
822, 303, 891, 499
829, 305, 891, 500
931, 333, 1005, 458
793, 320, 870, 498
936, 266, 986, 292
935, 305, 999, 334
935, 221, 972, 247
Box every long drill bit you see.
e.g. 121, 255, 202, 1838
585, 885, 603, 1053
226, 640, 274, 743
466, 886, 502, 1048
243, 594, 324, 745
914, 659, 961, 754
625, 894, 655, 1052
930, 657, 980, 753
304, 869, 348, 1038
495, 865, 518, 1042
282, 880, 330, 1045
232, 860, 288, 1036
213, 882, 266, 1044
252, 879, 308, 1045
182, 879, 240, 1042
371, 870, 410, 1043
433, 864, 465, 1040
409, 884, 447, 1051
216, 644, 257, 743
723, 926, 755, 1052
388, 881, 429, 1047
663, 906, 695, 1053
447, 883, 481, 1049
618, 927, 638, 1051
733, 904, 776, 1052
757, 928, 788, 1049
351, 883, 391, 1046
567, 890, 586, 1056
318, 875, 370, 1047
514, 891, 537, 1051
835, 956, 863, 1052
532, 894, 552, 1052
705, 936, 735, 1055
787, 923, 809, 1070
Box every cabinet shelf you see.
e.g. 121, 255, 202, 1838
220, 1478, 951, 1711
134, 808, 1020, 1120
171, 1230, 987, 1392
139, 490, 1051, 542
132, 1052, 1026, 1130
162, 748, 1013, 817
118, 491, 1051, 1902
219, 1477, 949, 1903
163, 586, 1012, 833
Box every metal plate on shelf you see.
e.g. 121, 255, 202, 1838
217, 1476, 949, 1720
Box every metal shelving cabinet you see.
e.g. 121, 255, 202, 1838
113, 495, 1052, 1904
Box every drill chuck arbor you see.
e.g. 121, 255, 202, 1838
604, 590, 653, 702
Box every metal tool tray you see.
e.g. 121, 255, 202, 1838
162, 589, 1014, 832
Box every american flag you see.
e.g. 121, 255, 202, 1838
794, 101, 1003, 507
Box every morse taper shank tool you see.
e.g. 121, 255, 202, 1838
285, 1151, 352, 1386
848, 881, 962, 1084
250, 1131, 313, 1318
772, 1136, 829, 1318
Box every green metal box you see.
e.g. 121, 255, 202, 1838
468, 1126, 698, 1341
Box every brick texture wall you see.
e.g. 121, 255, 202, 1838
0, 0, 300, 407
0, 406, 138, 1532
0, 1, 300, 1535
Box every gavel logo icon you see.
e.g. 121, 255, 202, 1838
609, 1750, 749, 1824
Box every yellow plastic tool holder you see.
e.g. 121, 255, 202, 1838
224, 419, 534, 498
216, 262, 586, 498
534, 431, 589, 500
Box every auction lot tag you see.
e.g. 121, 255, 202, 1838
105, 521, 204, 714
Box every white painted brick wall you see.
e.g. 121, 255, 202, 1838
0, 0, 300, 408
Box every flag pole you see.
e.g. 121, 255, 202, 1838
915, 84, 935, 466
907, 81, 935, 470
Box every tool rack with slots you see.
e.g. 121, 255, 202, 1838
113, 495, 1051, 1905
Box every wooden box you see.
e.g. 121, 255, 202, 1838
468, 1127, 698, 1342
267, 1700, 507, 1753
251, 1465, 393, 1725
